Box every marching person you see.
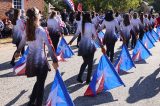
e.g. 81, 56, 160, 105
139, 12, 145, 40
99, 10, 120, 62
120, 13, 133, 47
69, 12, 105, 84
74, 11, 82, 47
14, 7, 58, 106
144, 14, 150, 31
115, 12, 123, 25
47, 11, 62, 51
10, 9, 25, 66
148, 14, 153, 31
130, 12, 141, 48
91, 11, 99, 29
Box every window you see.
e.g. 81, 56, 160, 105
13, 0, 22, 9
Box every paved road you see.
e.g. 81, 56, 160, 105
0, 36, 160, 106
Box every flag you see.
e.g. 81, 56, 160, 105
64, 0, 75, 11
146, 31, 156, 44
114, 44, 135, 73
56, 37, 74, 59
98, 31, 105, 44
153, 28, 157, 33
13, 47, 29, 75
46, 70, 74, 106
77, 3, 82, 12
92, 39, 101, 48
150, 30, 159, 41
142, 33, 155, 49
102, 29, 106, 34
132, 40, 152, 61
84, 55, 125, 96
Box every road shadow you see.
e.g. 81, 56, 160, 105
134, 60, 148, 64
119, 71, 134, 76
0, 41, 11, 45
70, 45, 78, 50
0, 71, 17, 78
0, 61, 12, 71
74, 91, 118, 106
5, 90, 28, 106
126, 67, 160, 103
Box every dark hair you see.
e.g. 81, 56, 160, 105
140, 12, 144, 23
144, 14, 148, 18
82, 12, 91, 34
123, 13, 130, 26
26, 7, 39, 41
104, 10, 114, 21
91, 11, 95, 18
50, 11, 56, 19
133, 12, 138, 19
76, 11, 81, 21
148, 14, 151, 20
12, 9, 20, 25
115, 12, 119, 17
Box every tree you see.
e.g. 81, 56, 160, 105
153, 0, 160, 12
44, 0, 142, 12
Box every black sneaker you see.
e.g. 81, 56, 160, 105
86, 80, 90, 84
10, 61, 15, 66
77, 78, 83, 83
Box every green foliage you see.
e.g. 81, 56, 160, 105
44, 0, 142, 12
144, 0, 160, 12
152, 0, 160, 12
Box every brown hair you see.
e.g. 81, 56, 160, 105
12, 9, 20, 25
26, 7, 39, 41
49, 11, 56, 19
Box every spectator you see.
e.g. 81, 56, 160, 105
155, 13, 160, 27
0, 19, 4, 38
61, 9, 68, 23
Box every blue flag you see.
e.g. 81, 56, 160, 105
132, 40, 152, 61
114, 44, 135, 73
92, 39, 101, 48
102, 29, 106, 34
146, 31, 156, 44
46, 70, 75, 106
13, 47, 29, 75
98, 31, 105, 40
151, 30, 159, 41
84, 55, 125, 96
142, 33, 155, 49
98, 31, 105, 44
56, 37, 74, 58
